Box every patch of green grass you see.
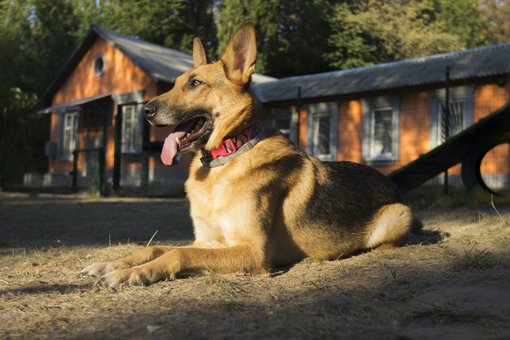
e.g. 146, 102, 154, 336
449, 245, 499, 271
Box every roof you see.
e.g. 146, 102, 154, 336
37, 93, 111, 114
254, 42, 510, 103
40, 26, 275, 106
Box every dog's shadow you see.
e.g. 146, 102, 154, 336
407, 228, 446, 246
407, 218, 446, 246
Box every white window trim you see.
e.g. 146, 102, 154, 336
428, 85, 474, 149
121, 103, 143, 154
60, 111, 79, 161
362, 96, 400, 163
306, 102, 338, 161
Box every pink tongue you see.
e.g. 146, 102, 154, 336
161, 120, 196, 166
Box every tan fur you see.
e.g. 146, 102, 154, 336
82, 23, 414, 287
365, 203, 413, 250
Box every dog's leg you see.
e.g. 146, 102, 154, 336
365, 203, 413, 251
81, 246, 175, 277
102, 245, 267, 287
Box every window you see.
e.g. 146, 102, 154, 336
268, 106, 297, 144
429, 86, 473, 149
362, 97, 399, 163
312, 114, 331, 155
61, 112, 79, 161
94, 55, 105, 77
437, 100, 465, 142
369, 109, 395, 160
307, 102, 338, 161
121, 104, 143, 153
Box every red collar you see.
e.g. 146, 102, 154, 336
200, 121, 265, 167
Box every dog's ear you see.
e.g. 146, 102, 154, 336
221, 22, 257, 85
193, 38, 208, 67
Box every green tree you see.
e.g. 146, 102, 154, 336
0, 0, 75, 185
106, 0, 216, 55
480, 0, 510, 44
217, 0, 333, 77
326, 0, 464, 69
434, 0, 489, 48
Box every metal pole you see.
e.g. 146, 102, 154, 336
98, 147, 105, 196
444, 66, 451, 195
100, 105, 109, 196
72, 149, 78, 191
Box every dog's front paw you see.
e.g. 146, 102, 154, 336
81, 260, 130, 277
101, 267, 166, 287
81, 262, 109, 277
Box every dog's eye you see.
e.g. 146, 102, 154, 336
190, 79, 203, 87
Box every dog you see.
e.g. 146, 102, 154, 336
82, 22, 413, 287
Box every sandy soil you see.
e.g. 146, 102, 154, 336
0, 191, 509, 339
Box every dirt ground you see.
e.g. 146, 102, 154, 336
1, 190, 509, 339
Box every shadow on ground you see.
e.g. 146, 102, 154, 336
24, 252, 510, 339
0, 195, 194, 248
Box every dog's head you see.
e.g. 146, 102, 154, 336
143, 23, 260, 166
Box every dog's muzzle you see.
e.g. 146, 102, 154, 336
143, 103, 157, 118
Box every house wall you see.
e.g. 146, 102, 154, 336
373, 91, 430, 174
338, 100, 363, 162
474, 82, 510, 178
266, 78, 510, 186
49, 36, 156, 175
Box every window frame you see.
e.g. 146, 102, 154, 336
120, 103, 143, 154
60, 111, 79, 161
429, 86, 473, 149
306, 102, 338, 161
362, 96, 400, 164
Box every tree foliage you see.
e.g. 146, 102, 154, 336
217, 0, 333, 77
326, 0, 466, 69
105, 0, 216, 55
480, 0, 510, 44
434, 0, 489, 49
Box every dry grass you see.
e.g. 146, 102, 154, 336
1, 191, 510, 339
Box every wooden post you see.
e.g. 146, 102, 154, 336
72, 149, 78, 192
113, 106, 122, 193
98, 147, 105, 196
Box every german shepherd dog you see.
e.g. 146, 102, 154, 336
82, 23, 413, 287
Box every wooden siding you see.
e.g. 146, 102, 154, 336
337, 100, 362, 162
372, 91, 430, 174
49, 36, 156, 174
298, 106, 308, 150
475, 82, 510, 176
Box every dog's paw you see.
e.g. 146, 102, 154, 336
103, 260, 131, 273
81, 260, 130, 277
81, 262, 109, 277
101, 267, 167, 287
101, 268, 147, 287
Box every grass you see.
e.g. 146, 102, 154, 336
449, 245, 499, 271
1, 193, 510, 338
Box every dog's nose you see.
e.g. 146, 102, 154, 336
143, 103, 157, 118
